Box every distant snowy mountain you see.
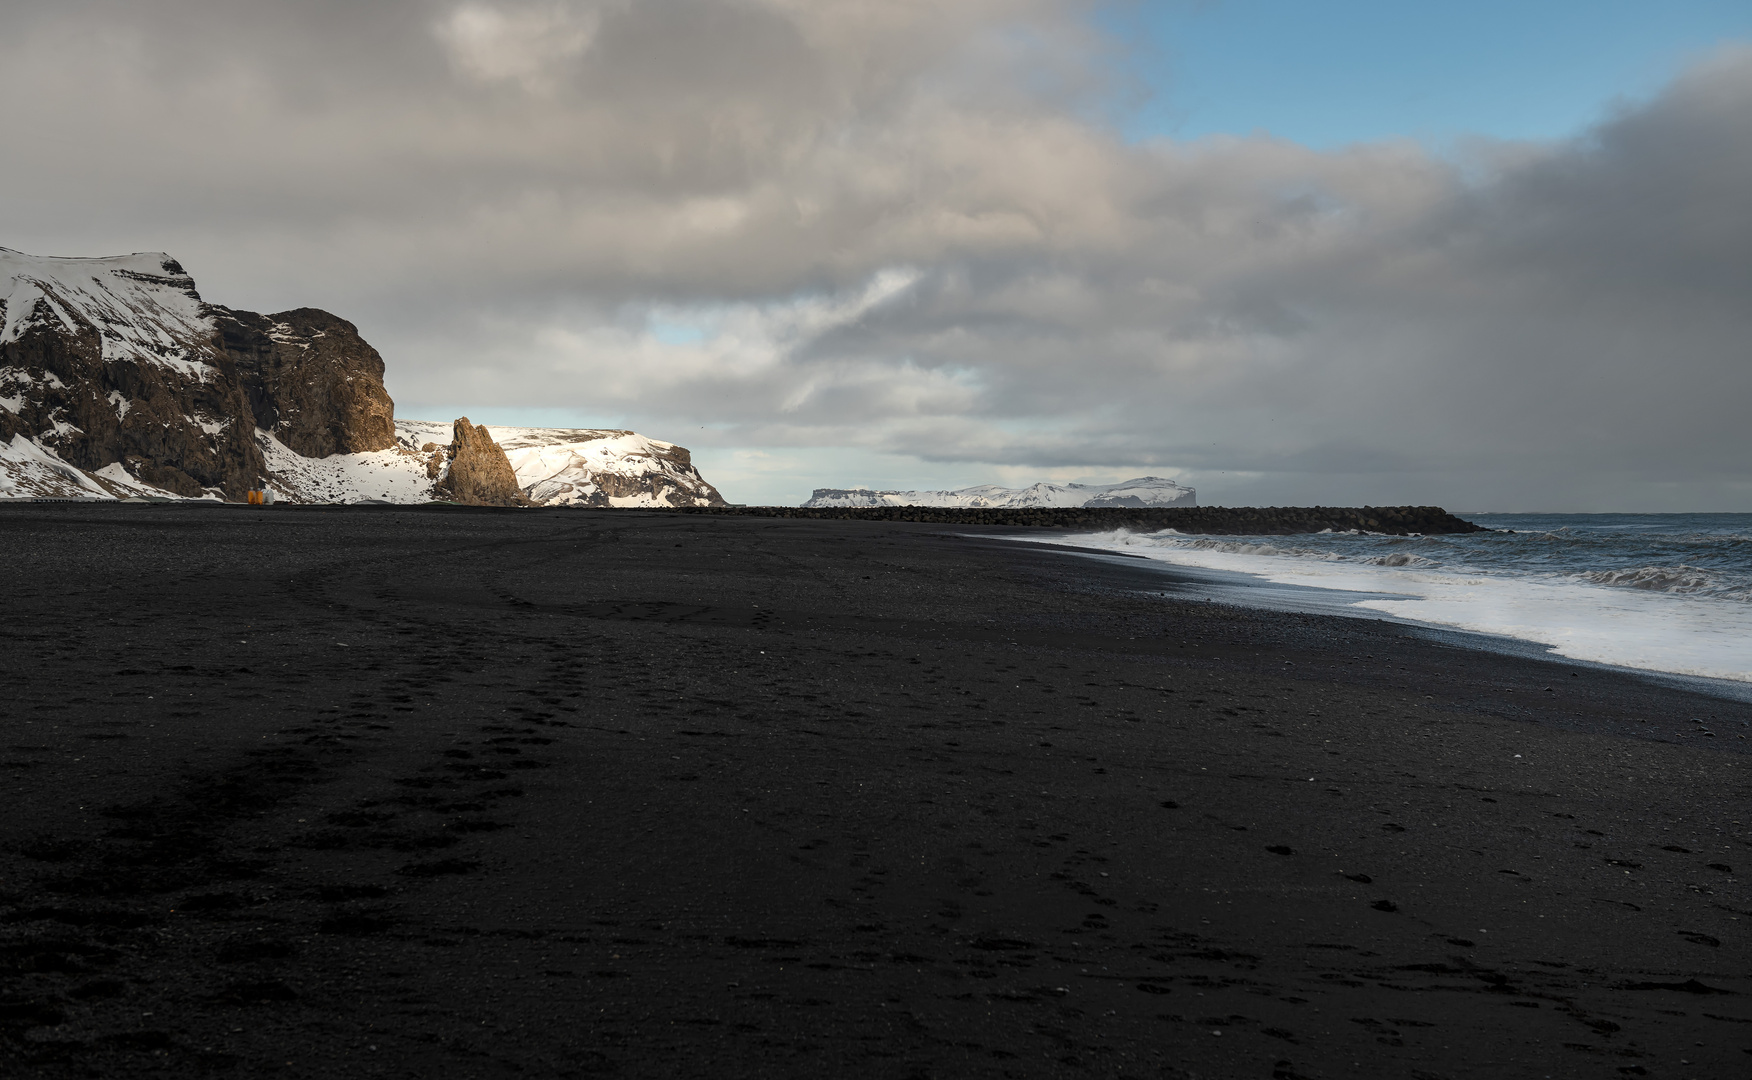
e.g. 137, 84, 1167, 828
0, 245, 725, 507
803, 476, 1195, 509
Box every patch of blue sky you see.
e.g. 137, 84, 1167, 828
1095, 0, 1752, 148
646, 316, 712, 347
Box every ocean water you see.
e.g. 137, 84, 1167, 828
1037, 514, 1752, 685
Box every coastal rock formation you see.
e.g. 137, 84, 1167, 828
470, 424, 726, 508
433, 418, 524, 506
216, 307, 396, 458
0, 247, 394, 499
0, 249, 264, 498
217, 419, 730, 507
0, 246, 728, 506
805, 476, 1195, 509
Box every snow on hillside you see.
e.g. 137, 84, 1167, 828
1, 419, 726, 507
0, 247, 726, 507
0, 434, 198, 500
394, 420, 723, 507
0, 434, 108, 498
259, 430, 437, 504
501, 426, 719, 507
0, 248, 217, 377
803, 476, 1196, 509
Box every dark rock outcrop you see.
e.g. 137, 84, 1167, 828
1, 249, 398, 500
216, 307, 396, 457
0, 254, 265, 497
435, 418, 524, 506
4, 248, 734, 506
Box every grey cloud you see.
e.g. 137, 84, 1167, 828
0, 2, 1745, 508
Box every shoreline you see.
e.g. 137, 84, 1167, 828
1001, 532, 1752, 708
1, 505, 1748, 1078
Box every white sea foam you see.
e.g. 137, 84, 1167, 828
1021, 525, 1752, 684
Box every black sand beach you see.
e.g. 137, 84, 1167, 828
1, 503, 1748, 1079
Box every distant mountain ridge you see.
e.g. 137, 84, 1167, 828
0, 246, 724, 506
803, 476, 1195, 509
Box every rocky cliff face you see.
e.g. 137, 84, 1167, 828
1, 250, 260, 497
1, 246, 729, 506
1, 248, 395, 500
239, 420, 728, 507
216, 307, 396, 458
433, 418, 525, 506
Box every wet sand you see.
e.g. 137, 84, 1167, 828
1, 504, 1748, 1079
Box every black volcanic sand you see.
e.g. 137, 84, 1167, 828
1, 505, 1748, 1080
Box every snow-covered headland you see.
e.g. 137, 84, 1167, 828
802, 476, 1195, 509
0, 246, 724, 506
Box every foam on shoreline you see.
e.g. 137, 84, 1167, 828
1013, 516, 1752, 685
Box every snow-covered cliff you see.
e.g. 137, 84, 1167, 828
397, 420, 724, 508
803, 476, 1195, 509
0, 246, 395, 498
0, 246, 725, 507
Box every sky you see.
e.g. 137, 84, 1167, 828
1106, 1, 1752, 146
0, 0, 1748, 510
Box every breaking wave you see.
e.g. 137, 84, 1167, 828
1580, 564, 1752, 601
1019, 513, 1752, 683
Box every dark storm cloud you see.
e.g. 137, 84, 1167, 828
1, 2, 1746, 507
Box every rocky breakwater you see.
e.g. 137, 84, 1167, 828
431, 418, 525, 506
673, 504, 1487, 535
0, 247, 395, 499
